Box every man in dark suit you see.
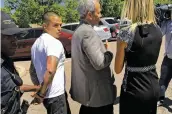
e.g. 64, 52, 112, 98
70, 0, 116, 114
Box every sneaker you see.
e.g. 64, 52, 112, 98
157, 99, 164, 106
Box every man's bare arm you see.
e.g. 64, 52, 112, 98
38, 56, 58, 96
20, 85, 40, 92
29, 60, 40, 85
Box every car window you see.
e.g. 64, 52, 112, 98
99, 21, 104, 25
62, 25, 71, 30
120, 20, 130, 25
71, 24, 78, 31
123, 21, 128, 24
16, 31, 28, 40
35, 29, 43, 38
105, 19, 118, 24
23, 29, 35, 39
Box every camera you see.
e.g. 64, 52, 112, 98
155, 4, 172, 26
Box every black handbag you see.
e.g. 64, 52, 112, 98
1, 87, 21, 114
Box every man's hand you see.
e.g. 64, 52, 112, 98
31, 93, 44, 105
30, 85, 41, 97
104, 40, 109, 49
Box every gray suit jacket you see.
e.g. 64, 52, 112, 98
70, 21, 116, 107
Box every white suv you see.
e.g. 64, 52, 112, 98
100, 17, 119, 28
100, 17, 120, 38
62, 22, 111, 41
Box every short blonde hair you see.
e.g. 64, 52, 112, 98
121, 0, 156, 24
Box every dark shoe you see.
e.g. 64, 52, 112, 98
157, 99, 164, 106
157, 95, 165, 107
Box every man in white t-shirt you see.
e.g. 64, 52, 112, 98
31, 12, 70, 114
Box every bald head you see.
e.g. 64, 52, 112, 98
42, 11, 62, 39
43, 12, 59, 24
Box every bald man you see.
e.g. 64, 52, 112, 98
31, 12, 70, 114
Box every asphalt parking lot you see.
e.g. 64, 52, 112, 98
15, 40, 172, 114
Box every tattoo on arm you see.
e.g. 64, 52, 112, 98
39, 68, 56, 96
39, 56, 59, 96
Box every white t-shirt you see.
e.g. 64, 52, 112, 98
31, 33, 66, 98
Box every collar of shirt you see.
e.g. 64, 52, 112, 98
42, 33, 57, 40
80, 19, 94, 27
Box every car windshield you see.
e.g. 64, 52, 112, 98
16, 31, 29, 40
98, 21, 104, 26
62, 24, 79, 31
105, 19, 118, 24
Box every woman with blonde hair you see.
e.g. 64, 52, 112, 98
115, 0, 163, 114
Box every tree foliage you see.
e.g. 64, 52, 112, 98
64, 0, 79, 23
1, 0, 79, 27
101, 0, 124, 17
154, 0, 172, 4
1, 0, 172, 28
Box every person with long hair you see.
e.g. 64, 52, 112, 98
115, 0, 163, 114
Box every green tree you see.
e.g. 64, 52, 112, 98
1, 0, 80, 27
101, 0, 124, 17
65, 0, 79, 23
45, 3, 67, 22
1, 7, 11, 15
4, 0, 20, 10
154, 0, 172, 4
2, 0, 171, 28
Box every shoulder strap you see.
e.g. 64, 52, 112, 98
1, 58, 23, 86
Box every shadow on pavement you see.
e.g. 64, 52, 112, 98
13, 57, 31, 62
162, 97, 172, 113
12, 55, 71, 62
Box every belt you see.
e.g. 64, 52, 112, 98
126, 65, 156, 72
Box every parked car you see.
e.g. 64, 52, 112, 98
100, 17, 119, 28
11, 27, 73, 59
118, 19, 131, 29
62, 22, 112, 41
100, 17, 120, 39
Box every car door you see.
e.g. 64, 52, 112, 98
59, 28, 73, 56
14, 29, 35, 59
62, 25, 72, 31
27, 29, 43, 57
71, 24, 79, 31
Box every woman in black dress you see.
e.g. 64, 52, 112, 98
115, 0, 163, 114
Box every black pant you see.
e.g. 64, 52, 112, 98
159, 56, 172, 97
79, 104, 113, 114
43, 93, 71, 114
